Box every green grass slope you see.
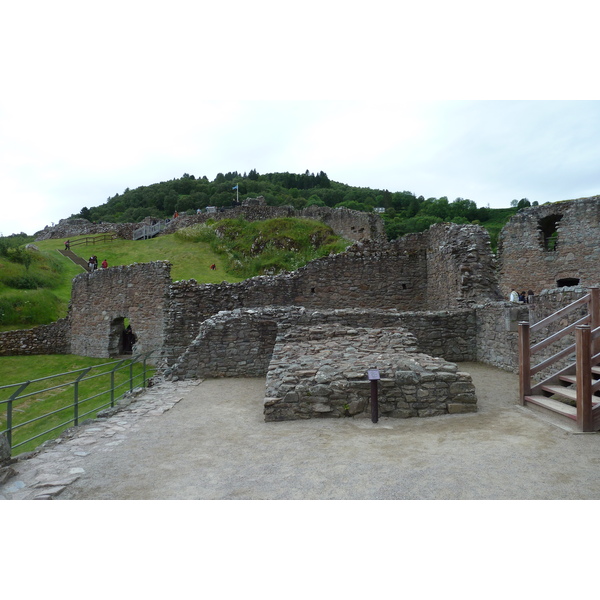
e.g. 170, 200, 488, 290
1, 217, 350, 330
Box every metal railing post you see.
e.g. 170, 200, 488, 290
518, 321, 531, 405
576, 325, 593, 432
110, 360, 126, 407
5, 382, 30, 450
73, 368, 92, 427
142, 353, 148, 388
129, 359, 134, 392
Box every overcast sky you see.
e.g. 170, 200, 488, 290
2, 1, 599, 237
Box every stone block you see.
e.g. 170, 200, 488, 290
447, 403, 478, 414
451, 393, 477, 404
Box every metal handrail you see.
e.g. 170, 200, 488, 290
0, 352, 155, 454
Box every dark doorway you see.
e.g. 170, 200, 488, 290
122, 321, 136, 354
108, 317, 137, 356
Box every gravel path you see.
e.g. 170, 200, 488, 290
3, 362, 600, 499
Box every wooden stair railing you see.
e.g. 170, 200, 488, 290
519, 288, 600, 432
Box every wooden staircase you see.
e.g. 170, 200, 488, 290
519, 288, 600, 432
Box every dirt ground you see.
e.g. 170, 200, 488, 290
56, 362, 600, 500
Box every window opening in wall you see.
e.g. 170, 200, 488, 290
538, 214, 562, 251
310, 287, 316, 294
556, 277, 580, 288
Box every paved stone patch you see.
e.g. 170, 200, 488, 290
0, 379, 199, 500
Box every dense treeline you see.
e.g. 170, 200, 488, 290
73, 170, 520, 245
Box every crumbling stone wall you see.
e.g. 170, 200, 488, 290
162, 204, 388, 244
165, 307, 477, 381
427, 223, 502, 306
475, 303, 528, 372
69, 261, 171, 359
34, 218, 134, 241
0, 318, 71, 356
35, 205, 387, 245
7, 222, 499, 366
163, 225, 497, 361
497, 196, 600, 299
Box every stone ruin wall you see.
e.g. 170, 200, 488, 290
165, 307, 477, 381
475, 303, 529, 373
427, 223, 502, 306
161, 204, 388, 244
162, 237, 429, 361
34, 205, 387, 245
34, 218, 135, 241
69, 261, 171, 359
0, 318, 71, 357
497, 196, 600, 299
162, 224, 500, 362
0, 222, 502, 365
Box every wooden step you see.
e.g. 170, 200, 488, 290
525, 395, 577, 419
524, 395, 579, 431
560, 375, 577, 385
540, 384, 577, 402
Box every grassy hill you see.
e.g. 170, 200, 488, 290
0, 217, 349, 331
69, 170, 519, 245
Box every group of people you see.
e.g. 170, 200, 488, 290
88, 256, 108, 271
510, 289, 534, 303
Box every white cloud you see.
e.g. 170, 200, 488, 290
2, 2, 600, 235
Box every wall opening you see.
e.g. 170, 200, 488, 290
108, 317, 136, 357
538, 214, 562, 251
556, 277, 580, 288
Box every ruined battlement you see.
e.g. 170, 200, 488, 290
497, 195, 600, 297
34, 204, 387, 245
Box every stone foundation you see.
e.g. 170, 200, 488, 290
264, 325, 477, 421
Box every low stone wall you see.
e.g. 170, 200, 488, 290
164, 307, 477, 382
0, 318, 71, 356
165, 309, 279, 379
475, 302, 528, 372
264, 325, 477, 421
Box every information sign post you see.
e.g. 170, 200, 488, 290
367, 368, 380, 423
